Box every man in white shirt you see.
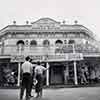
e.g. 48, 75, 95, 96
29, 58, 36, 97
34, 61, 49, 98
20, 56, 35, 100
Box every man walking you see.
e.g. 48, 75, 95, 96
20, 56, 33, 100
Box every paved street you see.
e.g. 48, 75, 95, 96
0, 87, 100, 100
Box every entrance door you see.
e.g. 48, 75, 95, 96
50, 63, 64, 85
68, 61, 74, 84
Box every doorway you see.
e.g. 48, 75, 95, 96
50, 62, 64, 85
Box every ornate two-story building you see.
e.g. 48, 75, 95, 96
0, 18, 100, 87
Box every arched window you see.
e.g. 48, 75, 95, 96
55, 40, 63, 44
68, 40, 75, 44
16, 40, 25, 51
55, 40, 63, 47
16, 40, 24, 45
55, 40, 63, 53
43, 40, 50, 46
30, 40, 37, 46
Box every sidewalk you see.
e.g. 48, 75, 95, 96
0, 87, 100, 100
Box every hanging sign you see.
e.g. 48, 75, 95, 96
67, 53, 83, 61
11, 55, 25, 62
11, 53, 83, 62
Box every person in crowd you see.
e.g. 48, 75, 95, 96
7, 71, 15, 86
34, 61, 49, 98
64, 67, 69, 84
20, 56, 35, 100
80, 64, 88, 84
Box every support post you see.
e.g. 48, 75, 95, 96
46, 62, 49, 86
74, 61, 78, 85
17, 62, 21, 86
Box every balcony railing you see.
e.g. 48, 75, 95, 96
0, 44, 100, 56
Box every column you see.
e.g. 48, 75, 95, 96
74, 61, 78, 85
17, 62, 21, 86
73, 44, 78, 85
46, 62, 49, 86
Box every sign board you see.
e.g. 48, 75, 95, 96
11, 53, 83, 62
68, 53, 83, 61
11, 55, 25, 62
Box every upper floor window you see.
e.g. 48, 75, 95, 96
30, 40, 37, 46
43, 40, 50, 46
68, 40, 75, 44
55, 40, 63, 47
55, 40, 63, 44
16, 40, 25, 51
86, 41, 89, 44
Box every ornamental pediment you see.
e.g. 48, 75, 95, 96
31, 18, 60, 30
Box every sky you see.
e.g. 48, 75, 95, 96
0, 0, 100, 41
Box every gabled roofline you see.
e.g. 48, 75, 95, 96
31, 17, 60, 24
0, 18, 96, 40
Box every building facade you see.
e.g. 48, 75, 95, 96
0, 18, 100, 87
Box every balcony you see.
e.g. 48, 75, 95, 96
74, 44, 100, 54
0, 44, 100, 56
1, 45, 56, 55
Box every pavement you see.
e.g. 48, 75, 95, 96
0, 87, 100, 100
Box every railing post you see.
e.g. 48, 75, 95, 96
46, 62, 49, 86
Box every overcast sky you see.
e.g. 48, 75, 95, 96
0, 0, 100, 41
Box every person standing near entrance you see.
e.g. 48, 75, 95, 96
80, 65, 88, 84
34, 61, 49, 98
20, 56, 34, 100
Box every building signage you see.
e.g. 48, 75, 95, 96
44, 55, 67, 62
67, 53, 83, 61
11, 53, 83, 62
11, 55, 25, 62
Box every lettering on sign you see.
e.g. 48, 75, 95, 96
68, 53, 83, 61
11, 53, 83, 62
30, 55, 43, 61
11, 55, 24, 62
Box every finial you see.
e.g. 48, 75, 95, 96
13, 20, 16, 25
74, 20, 78, 24
26, 21, 29, 25
62, 20, 66, 24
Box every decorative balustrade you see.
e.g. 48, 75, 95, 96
1, 44, 100, 56
74, 44, 100, 54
